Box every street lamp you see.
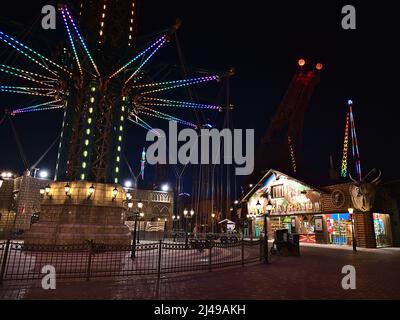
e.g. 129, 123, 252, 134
64, 183, 71, 198
88, 184, 95, 199
246, 213, 255, 241
211, 213, 216, 233
137, 212, 145, 243
183, 209, 189, 232
264, 200, 273, 264
131, 201, 143, 259
112, 187, 118, 201
348, 208, 357, 252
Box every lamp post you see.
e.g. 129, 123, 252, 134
164, 218, 168, 238
262, 200, 273, 264
348, 208, 357, 252
130, 200, 143, 259
189, 209, 194, 233
246, 213, 255, 241
137, 212, 145, 243
211, 213, 216, 233
183, 209, 189, 233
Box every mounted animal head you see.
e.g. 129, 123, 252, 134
349, 169, 381, 212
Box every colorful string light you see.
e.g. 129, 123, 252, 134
138, 106, 196, 128
288, 136, 297, 173
60, 8, 83, 76
12, 105, 64, 115
128, 1, 136, 47
0, 64, 55, 86
64, 7, 100, 76
0, 33, 59, 77
108, 36, 166, 80
124, 38, 167, 85
0, 31, 71, 76
348, 101, 362, 181
340, 112, 350, 178
140, 76, 218, 95
141, 97, 221, 110
11, 99, 63, 114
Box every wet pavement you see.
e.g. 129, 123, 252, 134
1, 244, 400, 300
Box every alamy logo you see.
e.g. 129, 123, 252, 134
41, 5, 56, 30
341, 5, 356, 30
41, 265, 56, 290
146, 121, 255, 176
341, 265, 356, 290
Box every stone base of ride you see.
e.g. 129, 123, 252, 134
24, 181, 131, 246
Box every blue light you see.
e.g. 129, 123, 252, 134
348, 100, 353, 105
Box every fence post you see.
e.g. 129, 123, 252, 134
157, 240, 162, 282
0, 240, 11, 285
241, 239, 245, 267
86, 240, 93, 282
208, 241, 212, 272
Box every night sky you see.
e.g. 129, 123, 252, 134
0, 0, 399, 192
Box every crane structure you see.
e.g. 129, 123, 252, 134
252, 59, 322, 180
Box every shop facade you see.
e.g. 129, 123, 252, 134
242, 169, 395, 248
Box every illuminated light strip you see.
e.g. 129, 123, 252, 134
12, 105, 64, 114
60, 8, 83, 76
0, 67, 52, 87
141, 76, 218, 95
132, 75, 218, 89
128, 1, 136, 46
0, 85, 55, 91
128, 115, 162, 136
0, 31, 71, 76
142, 97, 221, 110
139, 107, 197, 128
348, 104, 362, 181
109, 36, 166, 80
99, 0, 107, 41
288, 136, 297, 173
0, 88, 55, 97
0, 34, 59, 77
124, 38, 167, 85
12, 99, 63, 113
64, 7, 100, 76
0, 64, 57, 80
341, 112, 350, 178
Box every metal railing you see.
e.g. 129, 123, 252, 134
0, 238, 261, 283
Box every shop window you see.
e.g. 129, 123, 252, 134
271, 184, 284, 198
373, 213, 392, 247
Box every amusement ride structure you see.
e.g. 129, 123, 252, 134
0, 0, 234, 235
0, 1, 228, 182
251, 59, 322, 182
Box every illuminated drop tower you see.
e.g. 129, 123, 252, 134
55, 0, 138, 184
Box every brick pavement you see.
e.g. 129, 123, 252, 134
1, 244, 400, 300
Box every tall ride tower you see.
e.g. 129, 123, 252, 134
55, 0, 139, 184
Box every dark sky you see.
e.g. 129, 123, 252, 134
0, 0, 399, 191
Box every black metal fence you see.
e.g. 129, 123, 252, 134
0, 238, 261, 283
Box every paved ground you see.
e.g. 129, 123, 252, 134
1, 244, 400, 300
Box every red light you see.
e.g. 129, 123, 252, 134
298, 59, 306, 67
316, 63, 323, 70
